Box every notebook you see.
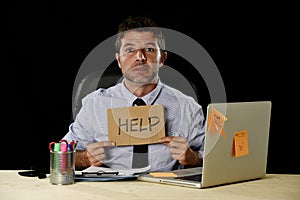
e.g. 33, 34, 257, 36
137, 101, 272, 188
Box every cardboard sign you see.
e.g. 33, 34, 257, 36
107, 105, 165, 146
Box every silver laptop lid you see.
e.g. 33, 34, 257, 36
201, 101, 272, 187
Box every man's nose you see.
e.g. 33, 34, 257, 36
135, 49, 146, 62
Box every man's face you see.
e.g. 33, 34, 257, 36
116, 31, 166, 84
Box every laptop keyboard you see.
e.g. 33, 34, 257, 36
175, 174, 202, 182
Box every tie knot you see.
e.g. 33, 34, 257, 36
133, 98, 146, 106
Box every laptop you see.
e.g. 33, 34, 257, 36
138, 101, 272, 188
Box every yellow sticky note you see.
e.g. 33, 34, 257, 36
233, 130, 249, 157
149, 172, 178, 177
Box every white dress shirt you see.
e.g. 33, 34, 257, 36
63, 79, 206, 171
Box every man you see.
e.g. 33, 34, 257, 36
63, 16, 205, 171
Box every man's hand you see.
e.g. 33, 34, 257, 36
76, 141, 115, 170
159, 136, 202, 166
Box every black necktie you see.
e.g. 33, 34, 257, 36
132, 98, 149, 168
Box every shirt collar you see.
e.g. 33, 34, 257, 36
120, 79, 163, 106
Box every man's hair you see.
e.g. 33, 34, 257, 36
115, 16, 166, 53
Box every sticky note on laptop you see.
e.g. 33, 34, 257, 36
149, 172, 178, 177
233, 130, 249, 157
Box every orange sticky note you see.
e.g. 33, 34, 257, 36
149, 172, 178, 177
206, 108, 228, 138
233, 130, 249, 157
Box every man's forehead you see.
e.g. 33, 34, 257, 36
121, 31, 157, 44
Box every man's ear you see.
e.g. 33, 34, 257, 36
115, 53, 121, 68
160, 50, 167, 65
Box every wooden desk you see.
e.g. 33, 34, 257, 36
0, 171, 299, 200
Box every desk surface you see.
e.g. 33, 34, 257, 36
0, 171, 299, 200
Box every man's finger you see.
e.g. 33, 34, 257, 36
158, 136, 175, 144
96, 141, 115, 147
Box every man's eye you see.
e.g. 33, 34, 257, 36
144, 48, 155, 52
125, 48, 135, 53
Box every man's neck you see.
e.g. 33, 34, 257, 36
124, 79, 158, 97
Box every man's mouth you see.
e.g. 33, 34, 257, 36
131, 66, 149, 72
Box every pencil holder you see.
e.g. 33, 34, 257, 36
49, 150, 75, 185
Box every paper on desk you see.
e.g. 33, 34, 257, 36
82, 165, 151, 176
82, 166, 118, 174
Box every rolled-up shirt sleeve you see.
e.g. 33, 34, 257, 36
63, 93, 96, 150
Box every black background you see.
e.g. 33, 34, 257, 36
4, 2, 299, 174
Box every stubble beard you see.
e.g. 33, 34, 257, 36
124, 64, 159, 85
124, 71, 158, 84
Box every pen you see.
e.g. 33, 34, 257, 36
49, 142, 60, 152
50, 143, 60, 171
59, 140, 68, 152
59, 140, 68, 172
82, 171, 119, 177
67, 143, 73, 151
53, 143, 60, 152
70, 140, 75, 150
73, 140, 78, 150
